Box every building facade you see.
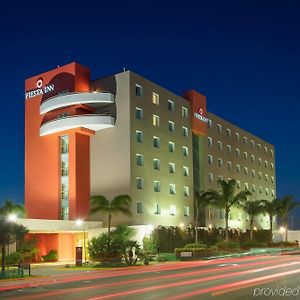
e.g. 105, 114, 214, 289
24, 62, 276, 259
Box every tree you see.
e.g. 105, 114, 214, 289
89, 195, 132, 253
277, 195, 300, 242
194, 191, 211, 243
205, 179, 251, 242
261, 198, 281, 244
0, 200, 26, 272
240, 200, 264, 241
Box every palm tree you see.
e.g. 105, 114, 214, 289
194, 191, 211, 243
261, 198, 281, 244
240, 200, 264, 241
89, 195, 132, 253
206, 179, 251, 242
277, 195, 300, 242
0, 200, 25, 218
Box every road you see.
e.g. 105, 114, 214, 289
1, 254, 300, 299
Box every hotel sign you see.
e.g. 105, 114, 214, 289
194, 108, 210, 123
25, 78, 55, 99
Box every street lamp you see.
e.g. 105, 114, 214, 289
7, 214, 17, 222
76, 219, 86, 264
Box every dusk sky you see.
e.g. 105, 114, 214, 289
0, 1, 299, 224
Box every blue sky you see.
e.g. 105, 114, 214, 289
0, 0, 299, 225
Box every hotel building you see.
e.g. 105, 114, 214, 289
23, 62, 276, 260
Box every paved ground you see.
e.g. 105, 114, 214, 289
1, 255, 300, 299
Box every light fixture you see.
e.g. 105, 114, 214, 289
280, 226, 286, 233
8, 214, 17, 222
76, 219, 83, 226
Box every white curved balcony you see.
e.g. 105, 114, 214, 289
40, 114, 115, 136
40, 92, 114, 114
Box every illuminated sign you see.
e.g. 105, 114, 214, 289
25, 78, 55, 99
194, 108, 210, 123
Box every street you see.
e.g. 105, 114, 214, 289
1, 255, 300, 299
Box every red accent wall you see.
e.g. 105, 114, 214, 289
25, 62, 92, 220
183, 90, 208, 136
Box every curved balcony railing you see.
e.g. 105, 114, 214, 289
40, 113, 115, 136
40, 92, 114, 114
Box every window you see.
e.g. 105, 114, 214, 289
169, 141, 175, 153
252, 169, 256, 177
153, 114, 160, 127
182, 107, 188, 118
243, 137, 248, 144
153, 136, 160, 148
136, 130, 143, 143
135, 84, 143, 96
272, 190, 275, 197
244, 182, 249, 191
153, 158, 160, 170
170, 205, 176, 215
244, 167, 248, 175
271, 176, 274, 183
136, 154, 143, 166
266, 188, 269, 195
169, 184, 176, 195
61, 161, 69, 176
236, 164, 241, 173
137, 202, 143, 213
136, 177, 144, 190
227, 128, 231, 137
265, 174, 269, 181
237, 181, 241, 189
257, 143, 261, 151
154, 181, 161, 192
270, 163, 274, 170
218, 158, 223, 167
218, 141, 223, 150
184, 206, 190, 217
252, 184, 256, 192
228, 161, 232, 170
208, 120, 212, 128
168, 121, 175, 132
264, 146, 268, 153
258, 157, 262, 165
236, 148, 240, 157
259, 186, 262, 194
154, 203, 161, 215
61, 135, 69, 153
265, 160, 268, 168
217, 124, 222, 133
184, 186, 189, 197
169, 163, 176, 174
208, 137, 213, 147
183, 166, 189, 176
58, 112, 69, 119
258, 171, 262, 179
168, 100, 175, 111
218, 175, 223, 180
152, 93, 159, 105
208, 155, 213, 164
135, 107, 143, 120
270, 149, 274, 157
208, 173, 213, 182
183, 146, 189, 157
219, 210, 224, 219
227, 145, 232, 154
243, 152, 248, 160
251, 140, 255, 148
235, 132, 240, 141
182, 126, 188, 137
251, 155, 255, 163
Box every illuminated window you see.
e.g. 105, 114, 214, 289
152, 93, 159, 105
135, 107, 143, 120
169, 184, 176, 195
184, 206, 190, 217
135, 84, 143, 96
264, 146, 268, 153
153, 114, 160, 127
270, 149, 274, 157
170, 205, 176, 215
235, 132, 240, 141
265, 174, 269, 181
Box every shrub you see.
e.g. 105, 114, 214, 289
184, 243, 207, 249
215, 241, 240, 250
42, 250, 58, 262
240, 240, 268, 248
18, 238, 39, 262
155, 253, 176, 262
1, 252, 22, 266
